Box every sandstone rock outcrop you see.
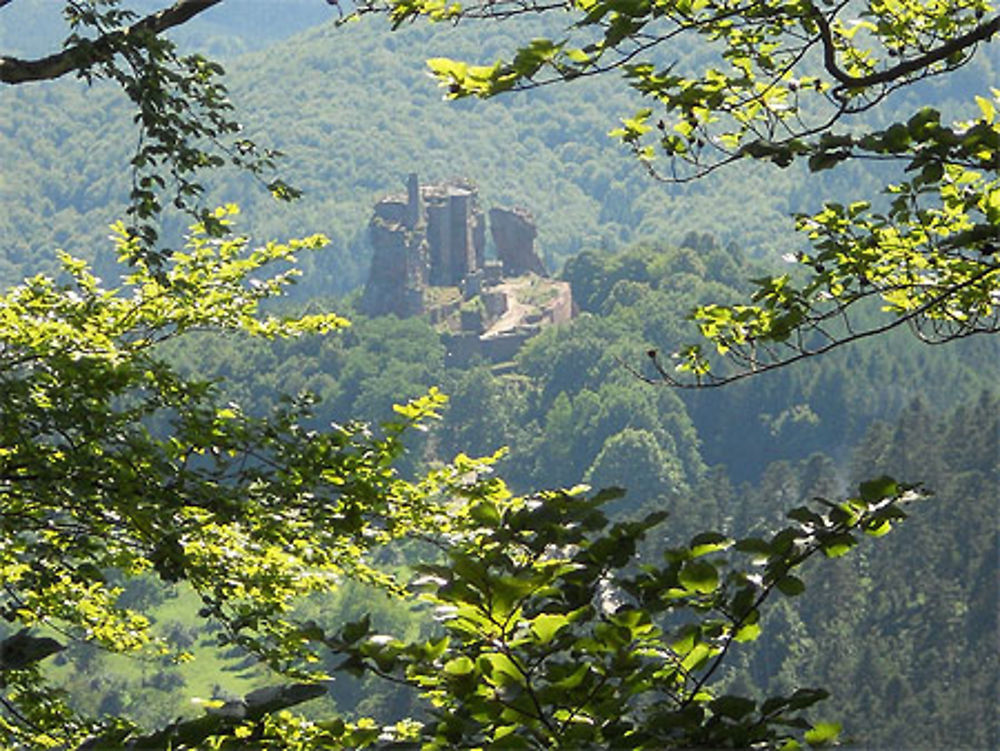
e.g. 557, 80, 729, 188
361, 174, 485, 316
489, 207, 546, 277
361, 218, 428, 318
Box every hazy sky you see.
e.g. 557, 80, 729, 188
0, 0, 337, 59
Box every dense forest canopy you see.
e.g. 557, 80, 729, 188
364, 0, 999, 384
0, 2, 996, 749
1, 9, 858, 293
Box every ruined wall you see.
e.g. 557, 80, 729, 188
425, 182, 484, 287
489, 207, 546, 277
363, 175, 485, 315
360, 177, 429, 317
359, 217, 428, 318
361, 176, 571, 365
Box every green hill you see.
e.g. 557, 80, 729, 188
0, 13, 928, 293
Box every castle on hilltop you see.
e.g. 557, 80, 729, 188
360, 175, 573, 365
361, 174, 549, 318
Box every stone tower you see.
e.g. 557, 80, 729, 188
361, 175, 486, 316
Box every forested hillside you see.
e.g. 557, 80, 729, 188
4, 9, 993, 293
1, 3, 996, 749
21, 229, 996, 746
144, 233, 996, 748
5, 11, 959, 293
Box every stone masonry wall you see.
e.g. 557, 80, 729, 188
363, 174, 486, 315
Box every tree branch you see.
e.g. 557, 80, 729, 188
0, 0, 223, 85
808, 3, 999, 94
636, 263, 1000, 389
78, 683, 326, 749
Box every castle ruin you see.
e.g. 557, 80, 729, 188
360, 175, 572, 365
361, 175, 489, 317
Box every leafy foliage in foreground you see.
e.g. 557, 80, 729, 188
0, 210, 494, 747
673, 99, 1000, 384
339, 482, 918, 749
155, 479, 918, 749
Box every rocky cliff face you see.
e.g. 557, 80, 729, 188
489, 207, 546, 278
361, 174, 485, 316
361, 218, 427, 318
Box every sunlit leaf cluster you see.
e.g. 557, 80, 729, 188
0, 210, 497, 747
360, 0, 996, 177
664, 96, 999, 384
323, 479, 918, 749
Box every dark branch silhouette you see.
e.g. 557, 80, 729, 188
805, 3, 1000, 96
630, 264, 1000, 389
0, 0, 222, 85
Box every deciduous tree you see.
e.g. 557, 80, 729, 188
0, 208, 495, 747
358, 0, 999, 384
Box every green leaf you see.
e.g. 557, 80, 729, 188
808, 151, 847, 172
590, 486, 627, 505
734, 537, 771, 556
341, 615, 371, 645
821, 533, 857, 558
491, 726, 532, 748
864, 518, 893, 537
672, 624, 700, 655
786, 688, 830, 710
787, 506, 823, 525
730, 586, 757, 619
974, 95, 995, 122
733, 620, 762, 643
884, 123, 911, 152
859, 475, 897, 502
679, 560, 719, 593
552, 664, 590, 690
776, 575, 806, 596
469, 500, 501, 527
907, 107, 941, 138
805, 721, 842, 746
689, 531, 732, 557
710, 695, 756, 720
443, 656, 475, 675
920, 161, 944, 184
681, 642, 713, 671
478, 653, 525, 686
529, 613, 570, 644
